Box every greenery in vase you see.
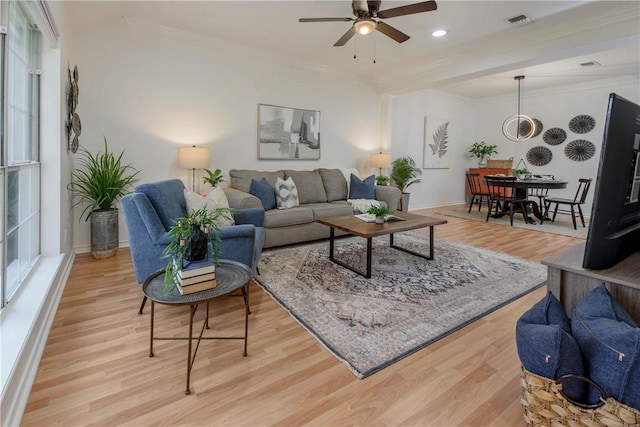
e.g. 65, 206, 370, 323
202, 168, 225, 187
375, 175, 390, 185
162, 206, 233, 291
468, 141, 498, 163
67, 137, 140, 221
367, 205, 393, 217
390, 156, 422, 193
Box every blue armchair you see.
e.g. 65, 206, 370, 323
122, 179, 265, 313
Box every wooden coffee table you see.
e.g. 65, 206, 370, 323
316, 212, 447, 278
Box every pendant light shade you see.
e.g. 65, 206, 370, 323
502, 76, 536, 142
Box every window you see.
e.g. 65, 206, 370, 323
1, 1, 42, 307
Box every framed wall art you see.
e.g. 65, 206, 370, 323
258, 104, 321, 160
422, 116, 450, 169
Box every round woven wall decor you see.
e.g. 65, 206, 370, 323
565, 139, 596, 161
519, 118, 543, 138
568, 115, 595, 134
543, 128, 567, 146
527, 146, 553, 166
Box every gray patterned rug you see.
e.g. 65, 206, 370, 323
256, 232, 546, 378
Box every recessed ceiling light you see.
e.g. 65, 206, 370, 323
432, 29, 447, 37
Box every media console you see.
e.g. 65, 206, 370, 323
541, 243, 640, 323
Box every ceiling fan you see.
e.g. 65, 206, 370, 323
299, 0, 437, 47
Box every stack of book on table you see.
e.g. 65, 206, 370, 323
175, 259, 217, 295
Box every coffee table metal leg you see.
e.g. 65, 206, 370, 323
366, 237, 372, 278
389, 226, 436, 260
328, 227, 336, 261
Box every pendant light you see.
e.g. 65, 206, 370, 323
502, 76, 536, 142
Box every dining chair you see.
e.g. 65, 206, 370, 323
543, 178, 592, 229
527, 187, 549, 218
485, 176, 529, 226
466, 172, 491, 213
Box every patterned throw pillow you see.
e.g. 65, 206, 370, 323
275, 177, 299, 209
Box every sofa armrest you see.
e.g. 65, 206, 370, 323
233, 208, 265, 228
223, 187, 263, 209
375, 185, 402, 211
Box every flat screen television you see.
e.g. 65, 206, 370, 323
583, 93, 640, 269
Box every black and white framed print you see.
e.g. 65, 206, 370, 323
258, 104, 320, 160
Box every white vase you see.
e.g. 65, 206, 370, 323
375, 216, 385, 224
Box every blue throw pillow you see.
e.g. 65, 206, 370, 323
349, 174, 375, 199
516, 292, 585, 402
249, 178, 276, 210
572, 284, 640, 409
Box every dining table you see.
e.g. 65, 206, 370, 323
485, 176, 568, 224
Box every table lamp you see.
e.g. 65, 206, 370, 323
370, 152, 392, 176
178, 145, 210, 191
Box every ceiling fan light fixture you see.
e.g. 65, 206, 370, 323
354, 18, 376, 35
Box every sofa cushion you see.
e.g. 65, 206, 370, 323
230, 169, 284, 193
283, 170, 327, 204
264, 206, 314, 228
318, 168, 348, 202
135, 179, 186, 230
349, 174, 375, 199
307, 202, 354, 220
275, 177, 300, 209
572, 284, 640, 409
249, 178, 276, 210
516, 292, 585, 402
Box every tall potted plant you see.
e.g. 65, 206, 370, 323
68, 137, 140, 259
391, 156, 422, 211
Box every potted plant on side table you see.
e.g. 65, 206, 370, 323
162, 206, 233, 292
469, 141, 498, 168
375, 175, 390, 186
67, 137, 139, 259
391, 156, 422, 211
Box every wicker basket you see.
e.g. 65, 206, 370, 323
486, 157, 514, 169
520, 367, 640, 427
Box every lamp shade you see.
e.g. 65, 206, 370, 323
370, 152, 391, 168
177, 146, 210, 169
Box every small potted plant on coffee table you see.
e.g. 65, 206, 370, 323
367, 205, 393, 224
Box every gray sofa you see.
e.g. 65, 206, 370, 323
223, 168, 402, 248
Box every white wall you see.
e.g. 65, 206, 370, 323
389, 77, 640, 214
388, 90, 476, 209
72, 18, 382, 250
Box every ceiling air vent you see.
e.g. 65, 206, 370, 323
507, 14, 533, 26
580, 61, 602, 67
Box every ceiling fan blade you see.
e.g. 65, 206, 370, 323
299, 17, 353, 23
377, 1, 437, 19
376, 21, 410, 43
334, 27, 357, 46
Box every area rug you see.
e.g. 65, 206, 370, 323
255, 232, 546, 378
434, 206, 588, 239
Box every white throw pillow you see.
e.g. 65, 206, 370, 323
184, 189, 234, 227
275, 177, 299, 209
206, 187, 235, 226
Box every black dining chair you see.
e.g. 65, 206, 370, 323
527, 187, 549, 218
485, 176, 529, 226
466, 172, 490, 213
543, 178, 592, 229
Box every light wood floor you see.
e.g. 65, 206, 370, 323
21, 206, 584, 426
